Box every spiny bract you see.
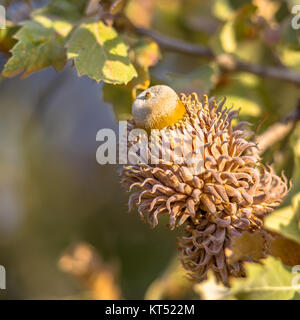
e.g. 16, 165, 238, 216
120, 88, 289, 285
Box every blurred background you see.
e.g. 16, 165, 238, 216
0, 65, 181, 299
0, 0, 299, 299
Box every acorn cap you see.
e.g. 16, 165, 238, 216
132, 85, 186, 130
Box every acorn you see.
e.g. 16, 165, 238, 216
120, 85, 289, 285
132, 85, 186, 130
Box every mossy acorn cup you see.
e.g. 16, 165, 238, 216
121, 85, 289, 285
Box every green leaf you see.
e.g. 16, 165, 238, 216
102, 83, 132, 120
279, 48, 300, 71
102, 66, 151, 120
2, 16, 72, 78
67, 21, 137, 84
213, 73, 262, 117
0, 23, 19, 54
280, 21, 300, 49
165, 64, 218, 94
229, 257, 299, 300
217, 3, 257, 55
32, 0, 87, 23
265, 193, 300, 245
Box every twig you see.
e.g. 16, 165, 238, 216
135, 27, 214, 58
256, 98, 300, 154
228, 59, 300, 87
134, 27, 300, 86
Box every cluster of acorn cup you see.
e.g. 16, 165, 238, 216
120, 85, 289, 285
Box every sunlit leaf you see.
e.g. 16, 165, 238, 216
279, 48, 300, 71
218, 3, 257, 54
229, 257, 299, 300
67, 21, 137, 84
220, 21, 236, 53
194, 271, 229, 300
133, 39, 161, 69
144, 257, 192, 300
254, 0, 280, 22
2, 16, 72, 78
130, 66, 150, 99
128, 38, 160, 98
125, 0, 155, 28
213, 73, 262, 117
212, 0, 235, 21
265, 193, 300, 245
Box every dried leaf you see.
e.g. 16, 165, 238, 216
229, 227, 300, 267
130, 66, 150, 99
133, 39, 161, 69
227, 230, 267, 264
125, 0, 155, 28
268, 234, 300, 266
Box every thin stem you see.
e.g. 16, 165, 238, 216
134, 26, 300, 86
